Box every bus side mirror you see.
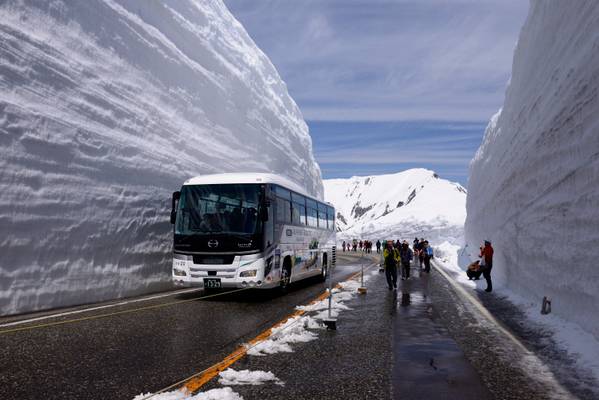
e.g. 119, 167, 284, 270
170, 191, 180, 224
260, 201, 270, 222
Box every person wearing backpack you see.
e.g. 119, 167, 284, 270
383, 241, 400, 290
423, 241, 433, 273
479, 240, 494, 292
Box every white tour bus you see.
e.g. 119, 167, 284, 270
170, 173, 336, 292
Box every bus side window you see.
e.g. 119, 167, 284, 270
264, 198, 274, 248
327, 206, 335, 230
276, 197, 291, 223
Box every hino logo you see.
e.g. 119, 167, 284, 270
207, 240, 219, 248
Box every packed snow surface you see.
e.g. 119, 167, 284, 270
0, 0, 322, 315
465, 1, 599, 341
324, 169, 466, 243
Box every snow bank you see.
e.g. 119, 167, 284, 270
0, 1, 322, 315
465, 1, 599, 340
324, 169, 466, 243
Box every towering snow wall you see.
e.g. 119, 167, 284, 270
324, 169, 467, 243
465, 1, 599, 340
0, 0, 322, 315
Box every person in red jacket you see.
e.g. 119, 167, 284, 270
480, 240, 494, 292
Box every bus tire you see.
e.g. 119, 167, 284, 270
319, 253, 328, 282
279, 257, 292, 294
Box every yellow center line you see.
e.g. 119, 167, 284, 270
0, 288, 250, 335
155, 263, 376, 398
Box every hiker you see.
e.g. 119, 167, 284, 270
376, 240, 381, 254
422, 241, 433, 273
342, 241, 346, 252
480, 240, 494, 292
359, 240, 363, 252
400, 242, 413, 280
466, 260, 482, 280
413, 237, 419, 253
417, 238, 425, 268
383, 241, 400, 290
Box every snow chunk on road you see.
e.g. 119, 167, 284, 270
218, 369, 284, 386
134, 387, 242, 400
247, 316, 318, 356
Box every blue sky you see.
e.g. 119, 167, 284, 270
224, 0, 529, 186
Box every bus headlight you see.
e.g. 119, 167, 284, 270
239, 269, 257, 278
173, 268, 187, 277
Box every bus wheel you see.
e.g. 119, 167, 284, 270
280, 258, 291, 293
319, 254, 328, 282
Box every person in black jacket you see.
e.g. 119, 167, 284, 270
399, 242, 413, 280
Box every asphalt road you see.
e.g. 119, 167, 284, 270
0, 255, 362, 400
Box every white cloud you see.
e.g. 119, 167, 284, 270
224, 0, 529, 122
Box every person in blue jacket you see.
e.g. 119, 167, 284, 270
422, 241, 433, 273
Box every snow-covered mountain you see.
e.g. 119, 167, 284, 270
0, 1, 322, 315
324, 169, 466, 243
466, 1, 599, 341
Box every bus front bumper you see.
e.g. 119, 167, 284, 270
173, 275, 278, 289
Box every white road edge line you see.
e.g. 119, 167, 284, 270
432, 260, 573, 398
0, 288, 200, 328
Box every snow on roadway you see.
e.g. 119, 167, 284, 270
433, 247, 599, 398
218, 369, 284, 387
134, 387, 242, 400
134, 264, 373, 399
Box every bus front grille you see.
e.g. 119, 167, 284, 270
192, 255, 235, 265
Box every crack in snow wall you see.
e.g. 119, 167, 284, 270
0, 0, 323, 315
465, 1, 599, 341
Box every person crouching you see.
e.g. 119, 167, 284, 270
466, 260, 482, 280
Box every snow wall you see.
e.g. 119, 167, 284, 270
465, 1, 599, 340
0, 0, 323, 315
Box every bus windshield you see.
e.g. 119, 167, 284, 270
175, 184, 262, 236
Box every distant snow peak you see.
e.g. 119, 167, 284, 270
324, 169, 466, 242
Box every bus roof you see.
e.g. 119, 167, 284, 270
183, 173, 330, 205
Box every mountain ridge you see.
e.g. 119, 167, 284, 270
324, 168, 466, 243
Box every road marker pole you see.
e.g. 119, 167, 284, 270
323, 267, 337, 330
358, 252, 367, 294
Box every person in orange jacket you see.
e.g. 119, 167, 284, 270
479, 240, 494, 292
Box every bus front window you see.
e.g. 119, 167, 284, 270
175, 184, 262, 236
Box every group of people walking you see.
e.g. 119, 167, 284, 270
341, 236, 495, 293
382, 237, 433, 290
341, 239, 374, 253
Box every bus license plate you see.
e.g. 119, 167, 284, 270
203, 278, 221, 289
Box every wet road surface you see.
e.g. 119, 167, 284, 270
0, 256, 362, 400
392, 268, 491, 399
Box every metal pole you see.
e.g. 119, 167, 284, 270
327, 270, 332, 319
361, 254, 364, 287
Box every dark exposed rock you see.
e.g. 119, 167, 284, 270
406, 189, 416, 205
